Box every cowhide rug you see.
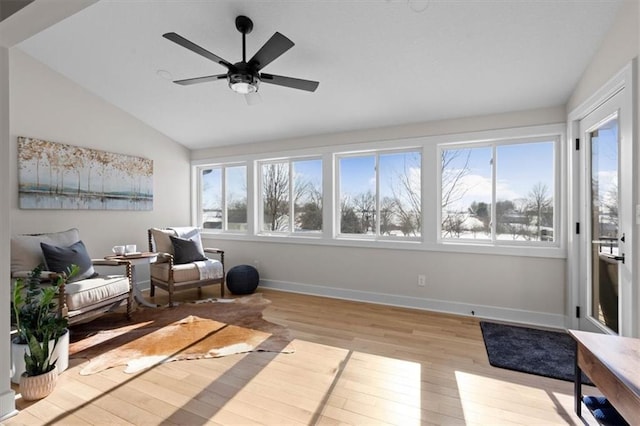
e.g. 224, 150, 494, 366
69, 293, 294, 375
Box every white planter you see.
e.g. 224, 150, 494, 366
11, 329, 69, 384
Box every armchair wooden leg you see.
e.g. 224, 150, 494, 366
126, 294, 133, 320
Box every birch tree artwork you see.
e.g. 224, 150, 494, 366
18, 137, 153, 210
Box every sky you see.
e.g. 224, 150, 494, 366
444, 140, 555, 212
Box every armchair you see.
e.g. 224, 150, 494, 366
148, 227, 225, 306
10, 228, 133, 325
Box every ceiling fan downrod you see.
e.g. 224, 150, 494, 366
235, 15, 253, 63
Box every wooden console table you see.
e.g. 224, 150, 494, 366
569, 330, 640, 423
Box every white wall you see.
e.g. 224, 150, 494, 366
567, 0, 639, 112
10, 49, 191, 261
195, 106, 568, 328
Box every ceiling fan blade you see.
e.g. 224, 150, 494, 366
173, 74, 227, 86
260, 73, 319, 92
248, 32, 294, 71
163, 32, 233, 69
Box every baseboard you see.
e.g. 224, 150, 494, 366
0, 389, 17, 421
259, 279, 567, 329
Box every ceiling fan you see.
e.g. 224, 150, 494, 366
163, 15, 319, 103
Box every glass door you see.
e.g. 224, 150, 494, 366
577, 85, 634, 335
587, 115, 621, 333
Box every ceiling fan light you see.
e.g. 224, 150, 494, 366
228, 72, 260, 94
230, 81, 257, 94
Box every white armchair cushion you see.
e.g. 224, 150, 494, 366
150, 260, 223, 283
64, 275, 130, 310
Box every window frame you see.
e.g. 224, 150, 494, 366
194, 162, 248, 234
437, 135, 561, 248
335, 147, 423, 242
257, 156, 324, 236
191, 123, 565, 259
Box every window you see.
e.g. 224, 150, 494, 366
199, 164, 247, 231
338, 150, 421, 238
260, 158, 322, 234
193, 124, 563, 256
440, 139, 556, 244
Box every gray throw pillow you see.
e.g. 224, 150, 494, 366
40, 240, 97, 282
169, 235, 207, 264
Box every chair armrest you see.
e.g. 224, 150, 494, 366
153, 252, 174, 263
92, 259, 132, 267
204, 248, 224, 255
12, 270, 56, 279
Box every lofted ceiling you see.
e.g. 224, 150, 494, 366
16, 0, 621, 150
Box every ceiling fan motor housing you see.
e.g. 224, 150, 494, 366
228, 62, 260, 93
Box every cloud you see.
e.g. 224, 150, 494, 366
445, 172, 522, 211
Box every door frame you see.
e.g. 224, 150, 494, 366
567, 60, 637, 337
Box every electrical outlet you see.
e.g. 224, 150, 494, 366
417, 274, 426, 287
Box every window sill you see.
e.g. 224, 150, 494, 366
200, 230, 566, 259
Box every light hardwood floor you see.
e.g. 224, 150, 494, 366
7, 288, 600, 425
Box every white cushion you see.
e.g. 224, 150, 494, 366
11, 228, 80, 274
64, 275, 130, 310
150, 228, 177, 255
150, 260, 223, 283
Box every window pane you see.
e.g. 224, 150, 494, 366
226, 166, 247, 231
339, 156, 375, 234
379, 151, 421, 237
441, 147, 492, 239
293, 159, 322, 233
495, 142, 554, 242
201, 168, 222, 229
262, 162, 290, 232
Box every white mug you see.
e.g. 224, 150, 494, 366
125, 244, 137, 253
112, 245, 126, 256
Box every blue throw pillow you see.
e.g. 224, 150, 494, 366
40, 240, 97, 282
169, 235, 207, 264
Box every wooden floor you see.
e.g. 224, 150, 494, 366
7, 288, 600, 425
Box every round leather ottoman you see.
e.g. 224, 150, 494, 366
226, 264, 260, 295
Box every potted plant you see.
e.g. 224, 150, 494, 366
11, 264, 78, 400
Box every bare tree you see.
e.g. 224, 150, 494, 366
352, 191, 376, 233
379, 197, 396, 235
391, 154, 422, 236
527, 182, 552, 240
262, 163, 289, 231
441, 149, 472, 236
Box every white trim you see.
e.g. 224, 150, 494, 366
201, 232, 566, 259
0, 391, 18, 422
566, 60, 637, 336
260, 279, 566, 329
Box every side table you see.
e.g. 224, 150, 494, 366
105, 252, 158, 308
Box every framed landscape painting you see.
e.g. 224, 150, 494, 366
18, 137, 153, 210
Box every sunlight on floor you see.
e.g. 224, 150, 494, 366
454, 370, 585, 425
202, 339, 426, 424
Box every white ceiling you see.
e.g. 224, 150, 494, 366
16, 0, 621, 150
